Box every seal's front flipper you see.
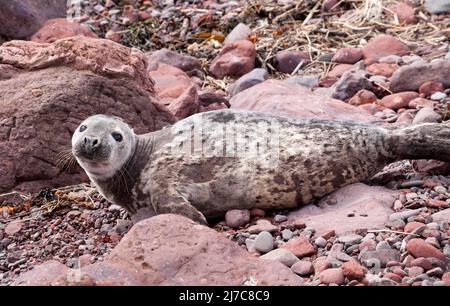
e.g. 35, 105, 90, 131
131, 207, 157, 224
151, 192, 208, 225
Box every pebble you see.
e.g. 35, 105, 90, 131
225, 209, 250, 228
260, 248, 299, 267
443, 245, 450, 258
337, 234, 362, 245
253, 231, 274, 253
426, 267, 444, 277
389, 208, 425, 221
434, 186, 447, 194
247, 219, 278, 234
291, 260, 314, 276
281, 229, 293, 241
376, 241, 391, 251
319, 268, 345, 285
430, 92, 447, 101
314, 236, 327, 248
274, 215, 288, 223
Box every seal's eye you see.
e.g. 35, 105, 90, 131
79, 125, 87, 132
112, 132, 123, 142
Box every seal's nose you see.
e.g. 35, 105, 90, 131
84, 136, 101, 154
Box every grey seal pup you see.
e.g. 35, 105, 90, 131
71, 110, 450, 224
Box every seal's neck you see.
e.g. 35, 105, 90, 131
94, 134, 155, 213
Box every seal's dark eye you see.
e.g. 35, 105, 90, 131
112, 132, 123, 142
79, 125, 87, 132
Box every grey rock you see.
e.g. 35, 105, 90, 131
434, 186, 447, 194
430, 92, 448, 101
254, 231, 274, 253
424, 0, 450, 14
443, 244, 450, 257
224, 23, 252, 44
260, 248, 300, 267
376, 241, 392, 251
412, 107, 442, 124
274, 215, 288, 223
284, 75, 319, 88
331, 68, 372, 102
225, 209, 251, 228
426, 267, 444, 277
228, 69, 268, 97
389, 208, 425, 221
281, 229, 294, 241
314, 236, 327, 248
338, 234, 363, 245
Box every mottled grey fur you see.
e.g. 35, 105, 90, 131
72, 110, 450, 224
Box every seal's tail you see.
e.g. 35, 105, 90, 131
390, 123, 450, 162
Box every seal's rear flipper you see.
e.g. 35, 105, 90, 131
391, 123, 450, 162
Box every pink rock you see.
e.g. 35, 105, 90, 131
4, 221, 23, 236
332, 48, 363, 64
319, 268, 345, 285
15, 214, 303, 285
31, 18, 98, 43
327, 64, 353, 78
274, 50, 310, 73
313, 257, 332, 274
408, 97, 435, 109
379, 92, 419, 110
390, 59, 450, 92
362, 35, 410, 65
406, 238, 446, 261
291, 260, 314, 276
225, 209, 251, 228
388, 3, 417, 24
384, 272, 402, 283
404, 222, 425, 233
230, 80, 380, 124
418, 81, 445, 98
342, 261, 366, 281
146, 48, 201, 75
281, 235, 316, 258
367, 63, 398, 77
210, 40, 256, 79
442, 272, 450, 286
250, 208, 265, 217
348, 89, 377, 106
149, 63, 200, 119
410, 257, 433, 271
412, 160, 450, 175
288, 183, 398, 235
0, 37, 174, 193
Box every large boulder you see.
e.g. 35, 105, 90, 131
0, 37, 174, 193
288, 183, 398, 235
0, 0, 67, 39
14, 214, 303, 285
230, 80, 380, 123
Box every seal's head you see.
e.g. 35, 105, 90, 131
72, 115, 136, 179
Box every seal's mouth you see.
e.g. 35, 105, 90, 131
73, 145, 110, 163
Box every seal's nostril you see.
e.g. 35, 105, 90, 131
93, 139, 98, 147
84, 137, 88, 144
